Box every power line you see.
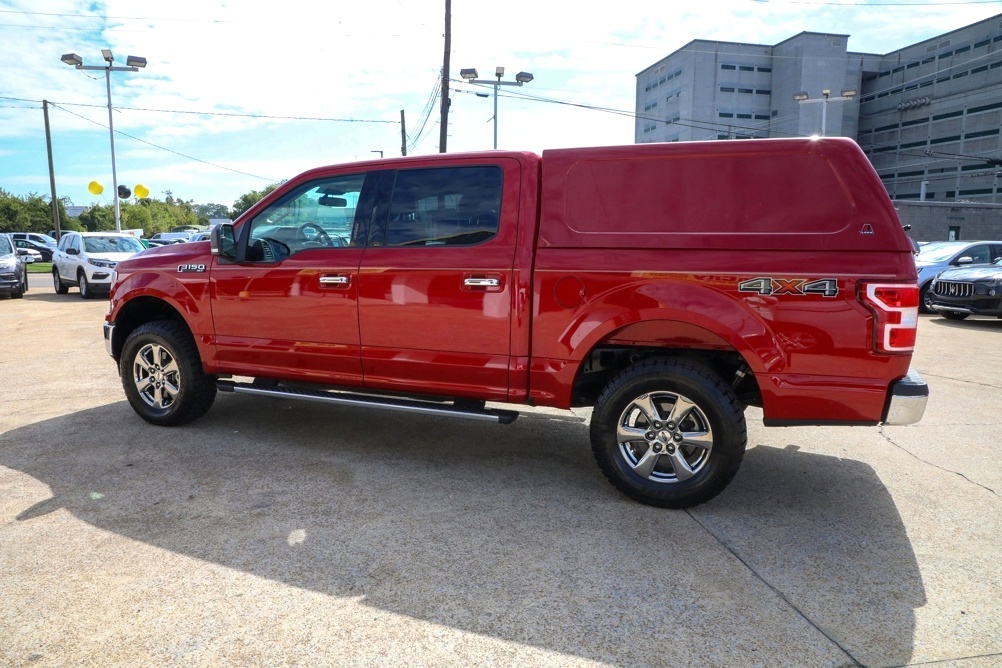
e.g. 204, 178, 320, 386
50, 103, 278, 182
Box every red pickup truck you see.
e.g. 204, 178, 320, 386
104, 138, 927, 508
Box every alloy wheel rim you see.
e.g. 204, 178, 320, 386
616, 391, 713, 484
132, 343, 181, 410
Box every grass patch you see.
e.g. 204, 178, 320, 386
26, 262, 52, 273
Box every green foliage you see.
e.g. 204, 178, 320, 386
232, 183, 280, 220
0, 189, 69, 233
192, 202, 229, 225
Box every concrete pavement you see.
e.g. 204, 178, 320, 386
1, 289, 1000, 667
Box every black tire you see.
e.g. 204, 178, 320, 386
12, 271, 25, 298
590, 358, 747, 509
942, 312, 969, 321
78, 271, 93, 299
919, 283, 933, 314
120, 321, 217, 426
53, 267, 68, 294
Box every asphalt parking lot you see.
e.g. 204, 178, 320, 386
1, 278, 1000, 667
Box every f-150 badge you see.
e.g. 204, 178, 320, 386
178, 264, 206, 273
738, 277, 839, 297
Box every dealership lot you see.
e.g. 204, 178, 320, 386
1, 288, 1000, 667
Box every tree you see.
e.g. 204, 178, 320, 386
0, 189, 71, 233
231, 184, 281, 219
193, 203, 230, 224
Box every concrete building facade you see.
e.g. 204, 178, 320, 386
636, 13, 1002, 214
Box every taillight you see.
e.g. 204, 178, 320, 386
860, 283, 919, 353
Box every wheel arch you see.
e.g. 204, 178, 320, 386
109, 296, 191, 363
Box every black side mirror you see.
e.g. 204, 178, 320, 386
210, 224, 238, 260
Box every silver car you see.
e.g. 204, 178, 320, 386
915, 241, 1002, 312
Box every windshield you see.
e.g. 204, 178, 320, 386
83, 235, 145, 253
0, 236, 12, 255
917, 243, 966, 262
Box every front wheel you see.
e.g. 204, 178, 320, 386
78, 271, 93, 299
590, 359, 747, 508
120, 321, 217, 426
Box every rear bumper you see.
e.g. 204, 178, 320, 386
882, 368, 928, 426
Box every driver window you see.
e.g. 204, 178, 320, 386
245, 173, 366, 261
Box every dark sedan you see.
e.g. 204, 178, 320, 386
928, 258, 1002, 320
11, 238, 54, 262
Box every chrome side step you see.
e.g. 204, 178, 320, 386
216, 380, 519, 424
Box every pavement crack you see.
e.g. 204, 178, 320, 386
919, 372, 1001, 390
685, 509, 864, 668
879, 427, 998, 497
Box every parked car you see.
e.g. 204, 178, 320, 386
915, 240, 1002, 312
9, 232, 58, 248
10, 237, 54, 262
15, 246, 42, 262
0, 234, 29, 299
149, 232, 191, 243
927, 257, 1002, 320
52, 231, 146, 299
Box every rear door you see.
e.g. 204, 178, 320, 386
357, 160, 521, 401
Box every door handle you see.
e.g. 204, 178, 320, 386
463, 277, 500, 288
320, 275, 350, 286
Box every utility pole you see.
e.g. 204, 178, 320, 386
438, 0, 451, 153
400, 109, 407, 156
42, 100, 62, 239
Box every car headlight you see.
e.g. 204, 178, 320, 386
88, 258, 116, 268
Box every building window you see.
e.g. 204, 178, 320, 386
739, 65, 754, 71
738, 88, 753, 94
955, 45, 971, 54
757, 66, 772, 72
721, 64, 736, 70
718, 112, 734, 118
756, 89, 771, 95
720, 86, 735, 92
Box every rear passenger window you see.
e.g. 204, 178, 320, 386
383, 166, 502, 246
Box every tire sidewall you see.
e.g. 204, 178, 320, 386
120, 323, 201, 425
591, 362, 746, 507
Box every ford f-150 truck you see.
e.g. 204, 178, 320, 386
104, 138, 928, 508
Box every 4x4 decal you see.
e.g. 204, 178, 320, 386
738, 277, 839, 298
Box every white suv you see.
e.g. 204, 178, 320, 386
52, 231, 145, 298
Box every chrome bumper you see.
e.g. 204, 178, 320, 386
103, 322, 115, 358
883, 368, 928, 426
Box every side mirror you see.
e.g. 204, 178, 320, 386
21, 254, 34, 264
955, 256, 974, 265
210, 224, 237, 260
66, 247, 79, 256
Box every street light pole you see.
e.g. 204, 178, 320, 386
792, 87, 856, 137
459, 67, 534, 149
61, 50, 147, 232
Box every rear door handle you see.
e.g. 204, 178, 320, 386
320, 275, 350, 287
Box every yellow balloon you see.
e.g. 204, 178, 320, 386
134, 184, 150, 199
88, 180, 104, 195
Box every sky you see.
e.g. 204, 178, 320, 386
2, 0, 1002, 210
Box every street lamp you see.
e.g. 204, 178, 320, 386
61, 49, 147, 231
460, 66, 534, 149
792, 88, 856, 137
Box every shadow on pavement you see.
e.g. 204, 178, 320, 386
0, 397, 922, 666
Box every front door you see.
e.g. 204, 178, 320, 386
210, 171, 374, 386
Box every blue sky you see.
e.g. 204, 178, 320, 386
2, 0, 1002, 209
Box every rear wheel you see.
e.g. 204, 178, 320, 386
53, 267, 68, 294
120, 321, 217, 426
590, 359, 747, 508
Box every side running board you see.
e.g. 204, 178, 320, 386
216, 380, 519, 424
